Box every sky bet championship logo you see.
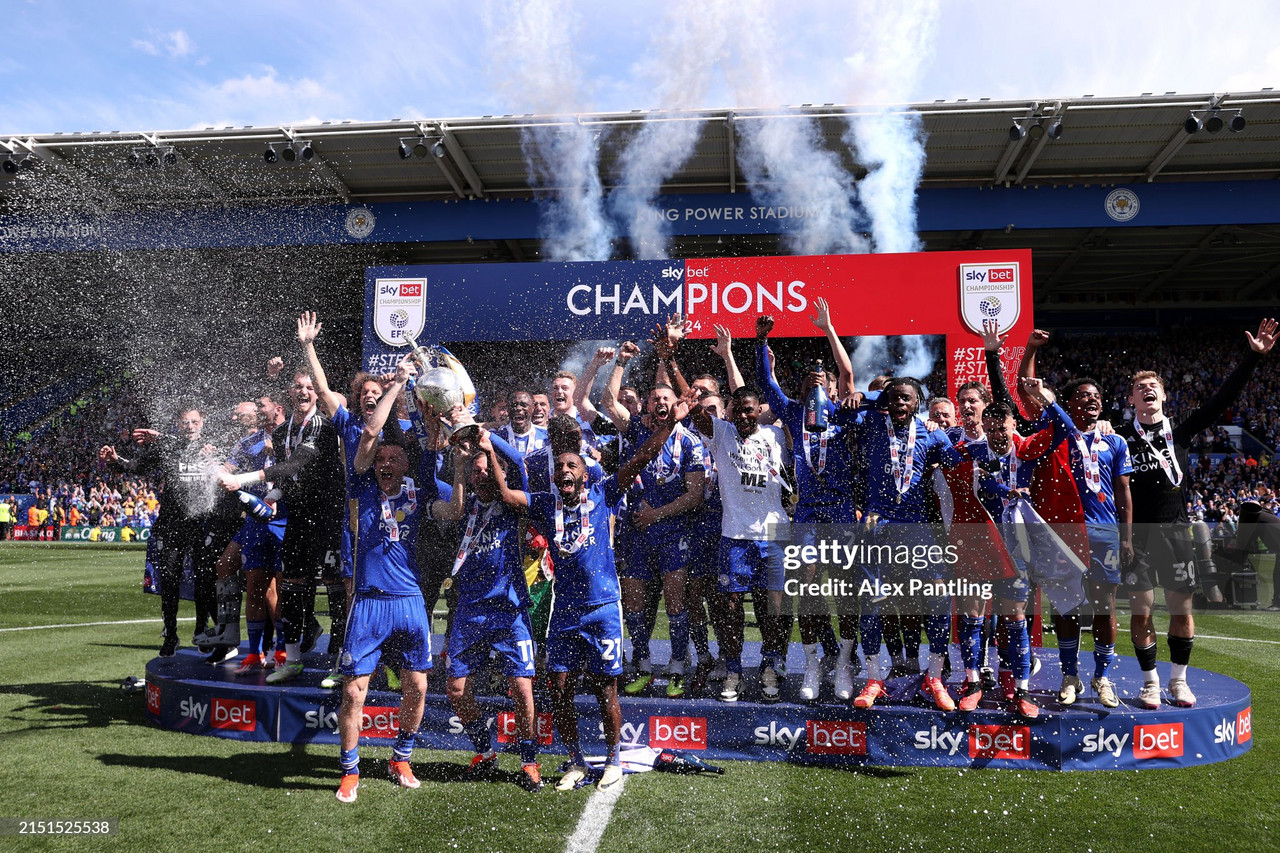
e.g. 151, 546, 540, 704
373, 278, 426, 346
958, 262, 1021, 336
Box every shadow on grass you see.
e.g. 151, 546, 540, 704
98, 744, 338, 791
0, 679, 148, 731
97, 751, 537, 792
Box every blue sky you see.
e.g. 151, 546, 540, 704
2, 0, 1278, 134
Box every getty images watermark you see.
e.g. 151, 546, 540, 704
774, 524, 996, 609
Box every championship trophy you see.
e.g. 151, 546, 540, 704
404, 333, 478, 446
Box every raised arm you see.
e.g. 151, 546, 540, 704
297, 311, 343, 418
811, 297, 854, 397
711, 324, 745, 392
486, 430, 529, 510
1013, 377, 1074, 461
1174, 318, 1276, 441
1020, 328, 1050, 380
574, 346, 614, 426
981, 320, 1036, 434
685, 389, 714, 437
354, 355, 415, 474
601, 341, 639, 431
651, 315, 690, 396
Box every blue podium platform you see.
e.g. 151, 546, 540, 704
143, 638, 1252, 771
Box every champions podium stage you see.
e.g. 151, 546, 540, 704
143, 638, 1252, 772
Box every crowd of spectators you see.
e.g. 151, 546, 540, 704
1, 382, 162, 535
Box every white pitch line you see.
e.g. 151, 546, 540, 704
1195, 633, 1280, 646
563, 777, 626, 853
0, 617, 195, 633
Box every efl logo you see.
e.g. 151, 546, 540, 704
145, 682, 161, 716
495, 711, 555, 746
649, 716, 707, 751
212, 697, 256, 732
1134, 723, 1184, 759
360, 706, 401, 739
399, 282, 422, 297
969, 725, 1030, 760
1239, 707, 1252, 744
806, 720, 867, 755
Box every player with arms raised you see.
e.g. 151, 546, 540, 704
490, 392, 690, 791
1116, 318, 1276, 708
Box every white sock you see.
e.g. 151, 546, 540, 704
285, 641, 301, 663
1144, 668, 1160, 685
864, 655, 883, 682
1016, 677, 1029, 691
928, 652, 945, 679
966, 668, 980, 682
803, 643, 819, 664
837, 639, 854, 668
1170, 662, 1188, 681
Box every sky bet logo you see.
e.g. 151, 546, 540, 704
380, 281, 421, 297
807, 720, 867, 755
303, 705, 399, 737
1081, 728, 1130, 758
968, 725, 1030, 760
179, 696, 255, 731
649, 716, 707, 750
964, 267, 1016, 284
1133, 723, 1184, 759
1214, 707, 1252, 746
496, 711, 555, 746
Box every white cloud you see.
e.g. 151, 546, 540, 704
163, 30, 195, 59
130, 29, 196, 61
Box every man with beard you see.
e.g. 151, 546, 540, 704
497, 390, 549, 460
491, 393, 689, 791
100, 405, 218, 656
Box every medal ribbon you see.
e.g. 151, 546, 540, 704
452, 497, 496, 575
553, 493, 591, 554
886, 414, 918, 498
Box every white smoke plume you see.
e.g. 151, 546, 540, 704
850, 335, 889, 392
842, 0, 940, 254
848, 334, 939, 396
485, 0, 615, 261
610, 2, 735, 259
728, 0, 867, 256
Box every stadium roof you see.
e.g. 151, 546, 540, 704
3, 90, 1280, 311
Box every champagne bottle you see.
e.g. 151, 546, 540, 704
653, 748, 725, 775
236, 490, 274, 521
804, 359, 830, 433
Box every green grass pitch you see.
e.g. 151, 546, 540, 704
1, 542, 1277, 852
